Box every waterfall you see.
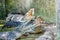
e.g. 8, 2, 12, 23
55, 0, 60, 40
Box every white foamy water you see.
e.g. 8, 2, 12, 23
55, 0, 60, 40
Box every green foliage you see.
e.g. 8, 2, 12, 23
0, 0, 5, 19
30, 0, 56, 23
5, 0, 19, 13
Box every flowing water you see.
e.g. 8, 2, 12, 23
55, 0, 60, 40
